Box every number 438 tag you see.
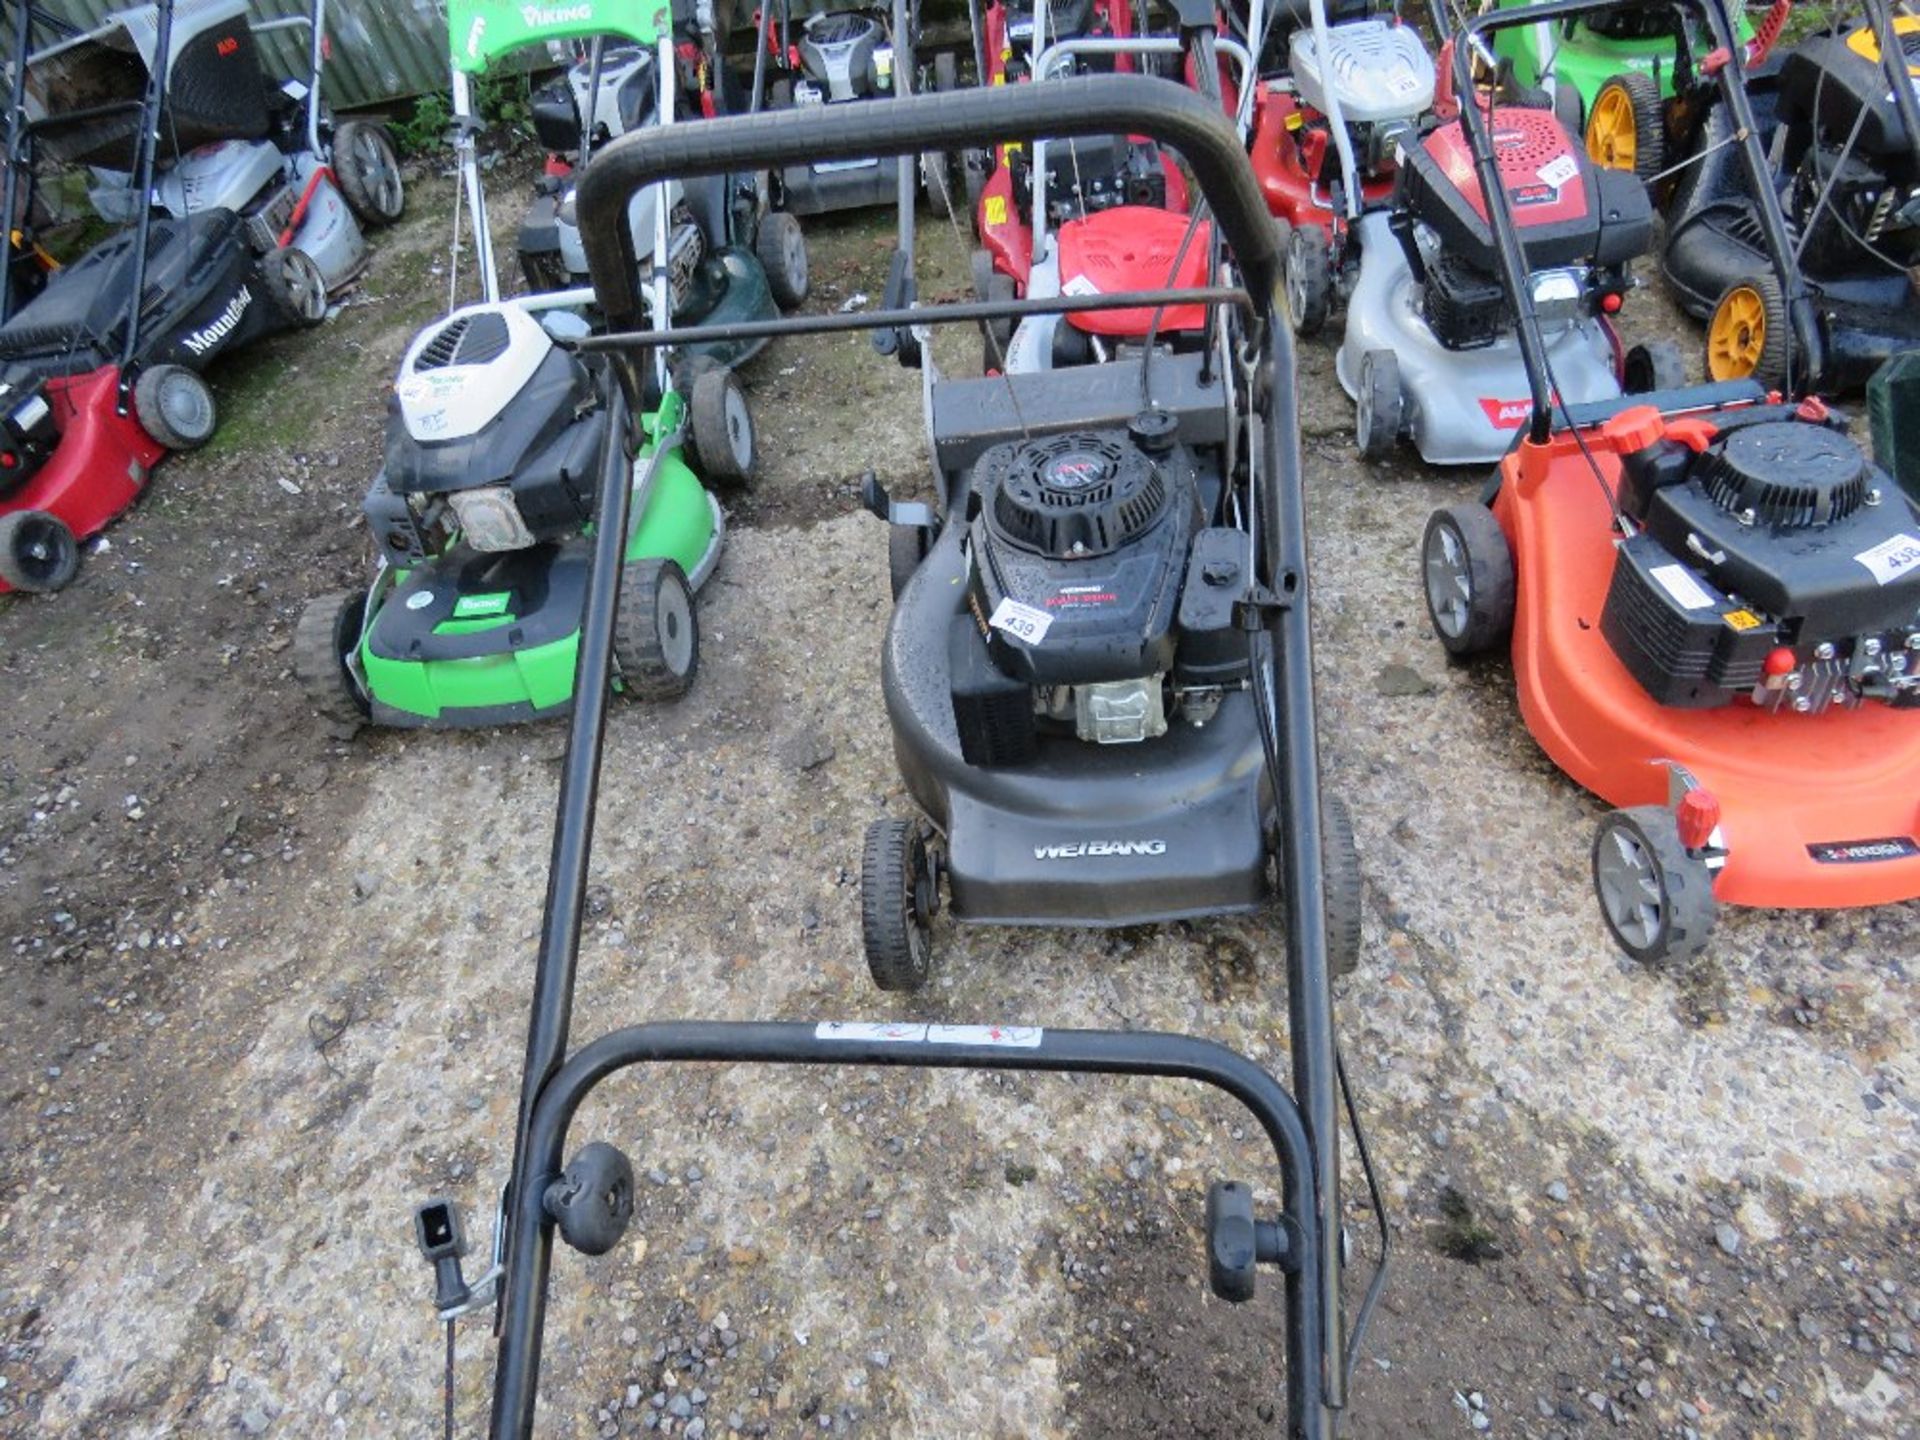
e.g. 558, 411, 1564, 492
989, 597, 1054, 646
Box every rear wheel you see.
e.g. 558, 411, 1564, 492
1322, 795, 1364, 979
755, 210, 809, 310
0, 508, 79, 592
887, 522, 930, 601
134, 364, 216, 450
262, 245, 328, 327
333, 121, 405, 225
862, 817, 937, 992
1585, 71, 1665, 181
1706, 273, 1792, 390
293, 590, 370, 736
1592, 806, 1717, 965
614, 558, 699, 702
688, 367, 756, 485
1421, 503, 1515, 658
1552, 79, 1585, 138
1284, 223, 1331, 337
982, 271, 1016, 373
1624, 339, 1686, 394
1356, 349, 1403, 460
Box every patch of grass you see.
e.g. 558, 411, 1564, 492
1432, 1185, 1505, 1264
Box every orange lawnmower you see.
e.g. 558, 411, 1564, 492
1420, 0, 1920, 964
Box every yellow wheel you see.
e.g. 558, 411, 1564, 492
1585, 71, 1665, 181
1705, 274, 1791, 390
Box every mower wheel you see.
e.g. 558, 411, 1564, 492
263, 245, 329, 327
1586, 71, 1665, 181
768, 79, 794, 109
1552, 80, 1585, 138
1591, 806, 1717, 966
543, 1142, 635, 1256
133, 364, 217, 450
862, 817, 937, 992
887, 522, 930, 601
1356, 350, 1403, 460
1705, 274, 1791, 390
1322, 794, 1364, 979
293, 590, 370, 736
1284, 223, 1331, 338
1624, 339, 1687, 394
1422, 503, 1514, 658
961, 149, 988, 234
333, 120, 405, 225
688, 367, 756, 485
614, 558, 699, 702
756, 210, 810, 310
0, 509, 79, 593
982, 272, 1017, 373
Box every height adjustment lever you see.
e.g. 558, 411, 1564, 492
416, 1196, 504, 1321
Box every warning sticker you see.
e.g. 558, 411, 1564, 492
984, 194, 1008, 227
1721, 609, 1761, 632
1536, 153, 1580, 190
815, 1022, 928, 1043
1650, 563, 1715, 611
1061, 273, 1100, 297
928, 1024, 1044, 1048
989, 596, 1054, 646
1853, 533, 1920, 586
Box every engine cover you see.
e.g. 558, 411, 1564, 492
1779, 19, 1920, 164
1288, 18, 1433, 125
799, 11, 888, 101
965, 424, 1200, 686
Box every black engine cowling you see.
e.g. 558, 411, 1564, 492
1603, 409, 1920, 710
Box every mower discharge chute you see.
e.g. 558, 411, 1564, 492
0, 0, 329, 594
1419, 0, 1920, 966
409, 75, 1384, 1440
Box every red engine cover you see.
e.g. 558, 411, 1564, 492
1420, 107, 1590, 229
1055, 206, 1210, 335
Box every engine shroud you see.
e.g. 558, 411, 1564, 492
966, 425, 1200, 686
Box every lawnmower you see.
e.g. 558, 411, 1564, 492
1419, 0, 1920, 966
84, 0, 405, 314
0, 0, 322, 595
1333, 28, 1684, 465
1491, 0, 1767, 145
292, 9, 759, 731
1655, 0, 1920, 395
1250, 0, 1439, 337
407, 73, 1384, 1440
510, 1, 810, 337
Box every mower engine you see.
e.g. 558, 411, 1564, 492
949, 411, 1248, 762
0, 373, 60, 490
1603, 406, 1920, 713
998, 0, 1107, 82
793, 11, 892, 103
365, 304, 607, 563
532, 43, 657, 155
1288, 17, 1434, 173
1010, 134, 1167, 224
1395, 107, 1650, 350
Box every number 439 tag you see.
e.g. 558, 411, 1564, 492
989, 597, 1053, 646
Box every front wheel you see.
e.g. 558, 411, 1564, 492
262, 245, 329, 327
1284, 224, 1332, 337
1586, 71, 1665, 181
1421, 503, 1515, 658
134, 364, 217, 450
1591, 806, 1717, 965
1624, 340, 1687, 394
1356, 349, 1403, 460
1322, 795, 1364, 979
1706, 274, 1792, 390
0, 508, 80, 593
887, 522, 930, 601
688, 367, 756, 486
292, 589, 371, 736
755, 210, 809, 310
862, 817, 937, 992
614, 558, 699, 702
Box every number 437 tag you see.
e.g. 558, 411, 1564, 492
989, 597, 1054, 646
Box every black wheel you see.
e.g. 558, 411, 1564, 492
862, 817, 936, 992
982, 271, 1016, 373
332, 120, 405, 225
887, 522, 930, 601
0, 508, 79, 592
933, 50, 958, 92
961, 148, 988, 233
1552, 80, 1585, 139
262, 245, 328, 327
1421, 503, 1515, 658
133, 364, 216, 450
614, 558, 699, 702
1322, 795, 1364, 979
1586, 71, 1665, 181
1591, 806, 1717, 965
688, 367, 756, 485
1284, 223, 1331, 337
543, 1142, 635, 1256
1624, 339, 1686, 394
768, 78, 794, 109
293, 590, 370, 735
1706, 273, 1793, 390
755, 209, 809, 310
1356, 349, 1403, 460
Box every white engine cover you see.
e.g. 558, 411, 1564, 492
152, 138, 285, 216
1289, 19, 1434, 125
395, 304, 555, 443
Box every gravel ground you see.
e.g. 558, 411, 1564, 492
0, 141, 1916, 1440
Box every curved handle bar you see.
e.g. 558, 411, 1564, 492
575, 72, 1281, 330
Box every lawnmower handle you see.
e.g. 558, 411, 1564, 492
574, 73, 1282, 329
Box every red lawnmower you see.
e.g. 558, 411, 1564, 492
1421, 0, 1920, 964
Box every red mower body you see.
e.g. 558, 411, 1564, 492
1249, 84, 1399, 237
1491, 413, 1920, 910
1056, 206, 1212, 334
0, 366, 162, 595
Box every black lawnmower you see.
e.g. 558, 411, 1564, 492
407, 73, 1386, 1440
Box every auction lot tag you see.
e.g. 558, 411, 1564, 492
1536, 153, 1580, 189
928, 1024, 1043, 1048
1853, 534, 1920, 586
989, 597, 1053, 646
816, 1022, 928, 1043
